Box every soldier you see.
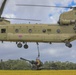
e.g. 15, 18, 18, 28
31, 58, 43, 70
35, 58, 43, 70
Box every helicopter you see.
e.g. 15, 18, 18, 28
0, 0, 76, 49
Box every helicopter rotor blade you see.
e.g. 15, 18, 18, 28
16, 4, 73, 9
2, 17, 41, 21
0, 0, 7, 17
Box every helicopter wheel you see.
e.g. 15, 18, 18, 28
24, 44, 29, 49
17, 43, 22, 48
65, 43, 72, 48
68, 44, 72, 48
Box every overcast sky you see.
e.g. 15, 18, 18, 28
0, 0, 76, 62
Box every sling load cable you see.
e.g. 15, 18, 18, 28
37, 42, 40, 58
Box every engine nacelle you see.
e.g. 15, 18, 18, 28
0, 19, 10, 25
58, 19, 75, 25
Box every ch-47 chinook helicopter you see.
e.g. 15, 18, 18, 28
0, 0, 76, 49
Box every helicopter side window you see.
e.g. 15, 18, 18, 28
1, 29, 6, 33
57, 29, 60, 33
42, 29, 46, 33
29, 29, 32, 33
15, 29, 19, 33
47, 29, 51, 32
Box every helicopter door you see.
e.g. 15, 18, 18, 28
0, 28, 7, 41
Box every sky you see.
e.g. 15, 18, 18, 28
0, 0, 76, 62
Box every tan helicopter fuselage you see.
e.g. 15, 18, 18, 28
0, 21, 76, 43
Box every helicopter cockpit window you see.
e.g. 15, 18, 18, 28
1, 29, 6, 33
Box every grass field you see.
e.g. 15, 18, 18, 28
0, 70, 76, 75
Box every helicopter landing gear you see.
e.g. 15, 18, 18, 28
17, 42, 22, 48
65, 43, 72, 48
23, 42, 29, 49
17, 42, 29, 49
24, 44, 29, 49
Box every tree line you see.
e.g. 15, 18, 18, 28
0, 59, 76, 70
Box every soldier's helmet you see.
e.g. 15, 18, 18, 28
36, 59, 41, 66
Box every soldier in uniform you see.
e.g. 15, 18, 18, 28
35, 58, 43, 70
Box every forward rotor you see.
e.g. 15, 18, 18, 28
0, 0, 40, 22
